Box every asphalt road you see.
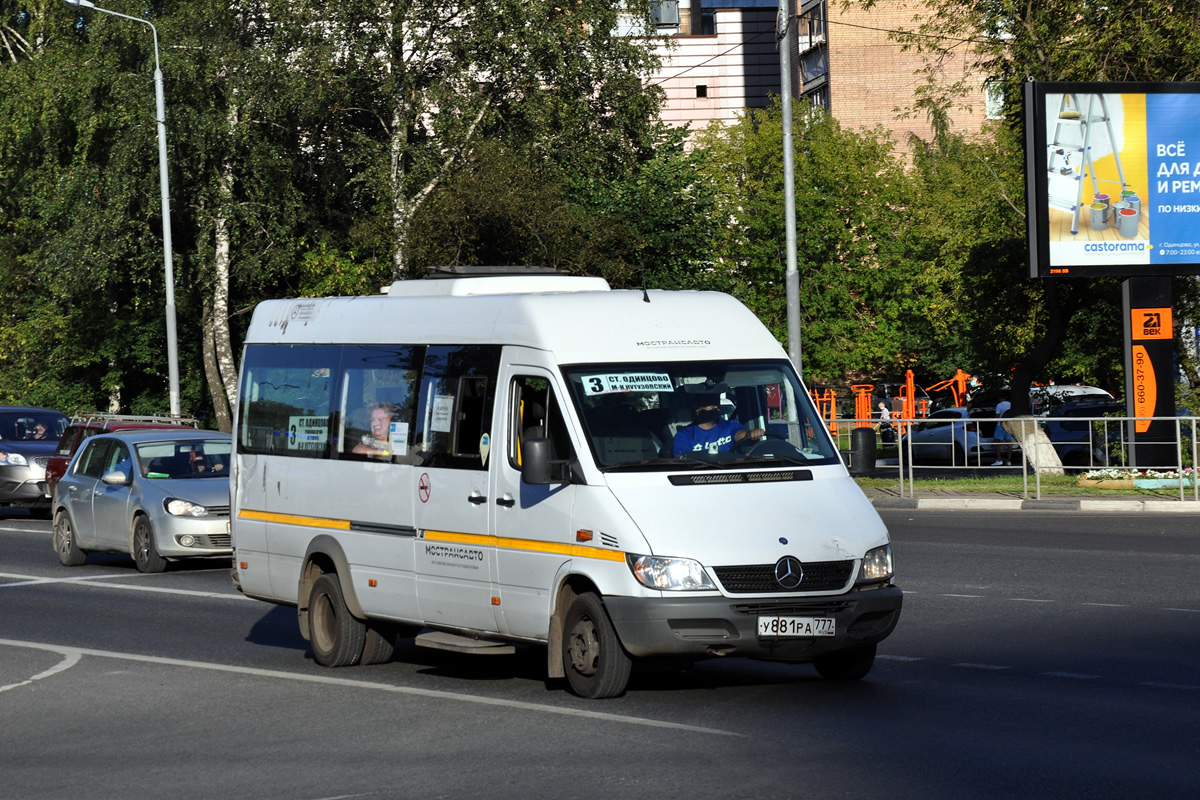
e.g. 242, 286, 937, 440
2, 507, 1198, 799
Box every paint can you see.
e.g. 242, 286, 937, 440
1089, 203, 1107, 230
1111, 201, 1130, 228
1125, 195, 1141, 215
1093, 193, 1111, 222
1118, 207, 1139, 239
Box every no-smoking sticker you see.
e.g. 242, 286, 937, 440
418, 473, 432, 503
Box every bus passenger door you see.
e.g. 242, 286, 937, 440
491, 367, 577, 640
412, 345, 502, 634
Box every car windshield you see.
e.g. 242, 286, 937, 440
561, 360, 840, 470
0, 411, 68, 441
136, 439, 231, 479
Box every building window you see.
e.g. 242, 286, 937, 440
696, 85, 708, 98
985, 81, 1005, 120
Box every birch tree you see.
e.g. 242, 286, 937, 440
292, 0, 664, 280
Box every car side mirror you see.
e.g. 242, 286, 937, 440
101, 469, 130, 486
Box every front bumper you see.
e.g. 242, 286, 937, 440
604, 585, 902, 662
153, 515, 233, 557
0, 466, 50, 507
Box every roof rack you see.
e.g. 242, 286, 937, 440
423, 265, 566, 279
70, 413, 200, 428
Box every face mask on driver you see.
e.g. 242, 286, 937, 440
696, 408, 722, 425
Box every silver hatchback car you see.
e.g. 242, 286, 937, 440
53, 429, 232, 572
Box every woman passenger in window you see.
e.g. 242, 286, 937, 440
353, 403, 395, 457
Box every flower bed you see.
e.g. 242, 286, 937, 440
1078, 469, 1196, 489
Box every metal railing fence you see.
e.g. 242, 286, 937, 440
835, 414, 1200, 501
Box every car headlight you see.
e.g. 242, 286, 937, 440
627, 554, 715, 591
859, 544, 894, 583
0, 452, 29, 467
165, 498, 210, 517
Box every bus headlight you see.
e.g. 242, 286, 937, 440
627, 554, 715, 591
859, 544, 894, 583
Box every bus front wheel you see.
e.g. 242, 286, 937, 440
561, 592, 631, 699
308, 573, 366, 667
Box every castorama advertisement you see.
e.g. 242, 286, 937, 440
1025, 82, 1200, 278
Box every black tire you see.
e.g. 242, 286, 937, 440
29, 507, 53, 520
132, 516, 167, 573
361, 621, 398, 666
53, 510, 87, 567
813, 643, 877, 681
308, 573, 366, 667
561, 592, 632, 699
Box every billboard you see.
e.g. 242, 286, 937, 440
1025, 81, 1200, 278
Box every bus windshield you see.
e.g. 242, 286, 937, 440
561, 360, 841, 470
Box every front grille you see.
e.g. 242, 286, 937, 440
207, 506, 231, 516
732, 601, 851, 616
193, 533, 232, 548
34, 456, 50, 468
713, 560, 855, 593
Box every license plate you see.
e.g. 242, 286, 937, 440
757, 616, 835, 637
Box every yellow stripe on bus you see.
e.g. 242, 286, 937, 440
240, 511, 626, 562
238, 509, 351, 530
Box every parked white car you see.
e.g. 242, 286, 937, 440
1030, 385, 1114, 415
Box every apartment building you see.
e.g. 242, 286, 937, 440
640, 0, 991, 145
797, 0, 991, 144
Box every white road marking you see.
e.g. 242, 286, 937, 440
0, 526, 50, 534
0, 639, 746, 738
1040, 671, 1100, 680
876, 654, 923, 662
1010, 598, 1053, 603
1163, 607, 1200, 613
942, 594, 983, 598
0, 571, 247, 601
1139, 682, 1200, 691
952, 663, 1011, 671
0, 648, 81, 694
1081, 602, 1128, 608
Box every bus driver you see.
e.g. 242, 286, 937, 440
672, 394, 764, 456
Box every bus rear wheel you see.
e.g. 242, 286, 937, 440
561, 592, 631, 699
308, 573, 366, 667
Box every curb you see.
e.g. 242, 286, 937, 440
871, 497, 1200, 513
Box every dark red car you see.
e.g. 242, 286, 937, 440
45, 414, 199, 501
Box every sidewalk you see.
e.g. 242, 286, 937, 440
861, 486, 1200, 512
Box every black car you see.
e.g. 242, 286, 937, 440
0, 406, 70, 518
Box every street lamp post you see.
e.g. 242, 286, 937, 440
64, 0, 181, 417
777, 0, 802, 378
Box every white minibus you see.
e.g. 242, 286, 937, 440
230, 271, 902, 698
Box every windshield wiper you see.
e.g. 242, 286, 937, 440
725, 454, 811, 467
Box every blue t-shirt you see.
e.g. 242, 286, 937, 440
673, 419, 746, 456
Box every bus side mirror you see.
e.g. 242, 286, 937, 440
522, 438, 551, 485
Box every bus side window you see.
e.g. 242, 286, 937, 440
238, 345, 337, 459
509, 376, 572, 471
336, 344, 422, 462
414, 345, 500, 470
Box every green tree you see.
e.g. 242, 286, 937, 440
287, 0, 666, 280
693, 103, 955, 385
859, 0, 1200, 409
